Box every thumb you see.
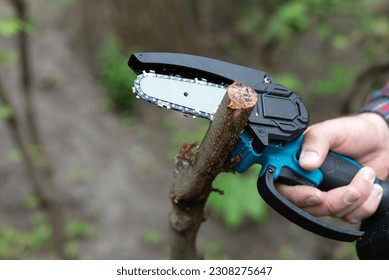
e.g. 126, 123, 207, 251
299, 127, 332, 170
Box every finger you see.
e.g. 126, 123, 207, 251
276, 184, 322, 208
299, 126, 332, 170
299, 118, 358, 170
302, 167, 375, 217
331, 167, 376, 218
341, 184, 383, 223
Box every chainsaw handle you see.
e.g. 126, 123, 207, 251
255, 135, 389, 244
257, 165, 365, 242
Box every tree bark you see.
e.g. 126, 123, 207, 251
169, 81, 257, 259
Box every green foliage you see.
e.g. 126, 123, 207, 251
64, 218, 99, 259
0, 17, 36, 37
0, 50, 19, 66
65, 219, 99, 238
141, 228, 163, 246
98, 38, 136, 112
207, 165, 268, 229
236, 0, 311, 46
264, 1, 309, 42
310, 0, 389, 59
231, 0, 389, 97
24, 195, 40, 209
0, 105, 13, 120
8, 148, 23, 162
201, 240, 228, 260
279, 246, 296, 260
273, 74, 302, 92
0, 195, 97, 259
313, 63, 355, 96
0, 213, 53, 259
64, 241, 78, 259
25, 212, 53, 251
0, 223, 29, 259
277, 1, 309, 31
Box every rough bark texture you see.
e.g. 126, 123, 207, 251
169, 81, 257, 259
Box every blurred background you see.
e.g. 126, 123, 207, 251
0, 0, 388, 259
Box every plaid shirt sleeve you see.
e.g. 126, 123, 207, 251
360, 81, 389, 124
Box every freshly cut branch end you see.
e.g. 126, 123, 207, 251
227, 81, 257, 109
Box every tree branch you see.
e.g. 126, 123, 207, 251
169, 81, 257, 259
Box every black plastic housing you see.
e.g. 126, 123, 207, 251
129, 52, 271, 87
247, 84, 309, 151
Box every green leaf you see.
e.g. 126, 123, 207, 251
0, 18, 23, 37
141, 229, 162, 246
332, 35, 350, 50
316, 24, 332, 40
313, 63, 354, 96
65, 219, 98, 238
371, 19, 389, 36
0, 50, 19, 66
25, 222, 53, 250
98, 38, 137, 111
279, 246, 296, 260
24, 195, 40, 209
64, 241, 78, 259
0, 18, 36, 37
0, 105, 13, 119
274, 74, 302, 92
276, 1, 309, 31
207, 165, 268, 229
8, 148, 22, 162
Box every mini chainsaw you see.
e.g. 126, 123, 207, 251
128, 52, 389, 259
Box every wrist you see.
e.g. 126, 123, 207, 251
359, 112, 389, 131
359, 112, 389, 149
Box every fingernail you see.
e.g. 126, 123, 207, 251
349, 219, 360, 224
362, 168, 375, 183
344, 191, 359, 205
371, 184, 383, 198
305, 195, 320, 206
300, 151, 319, 165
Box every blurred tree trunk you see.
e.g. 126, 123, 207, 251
7, 0, 68, 259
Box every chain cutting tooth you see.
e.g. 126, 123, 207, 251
157, 100, 171, 109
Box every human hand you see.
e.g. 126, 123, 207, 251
277, 113, 389, 223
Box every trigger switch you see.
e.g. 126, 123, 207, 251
278, 167, 314, 187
